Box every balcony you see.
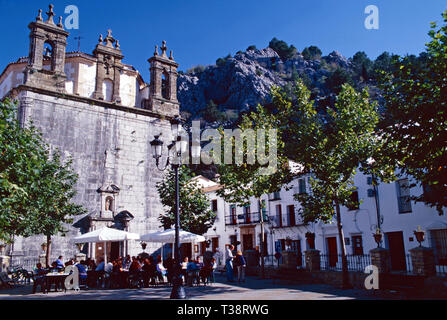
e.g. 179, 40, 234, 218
225, 212, 268, 225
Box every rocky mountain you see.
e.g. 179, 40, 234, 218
176, 41, 375, 124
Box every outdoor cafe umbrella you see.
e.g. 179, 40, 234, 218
140, 229, 205, 260
72, 227, 140, 263
140, 229, 205, 243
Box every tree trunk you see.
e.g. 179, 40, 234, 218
259, 198, 265, 279
45, 235, 51, 268
335, 202, 351, 289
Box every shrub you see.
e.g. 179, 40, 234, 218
269, 37, 297, 60
302, 46, 322, 60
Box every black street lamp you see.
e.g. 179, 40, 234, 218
150, 116, 200, 299
367, 157, 382, 246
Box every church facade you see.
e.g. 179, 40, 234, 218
0, 5, 180, 261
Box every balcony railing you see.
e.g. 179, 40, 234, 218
225, 212, 268, 225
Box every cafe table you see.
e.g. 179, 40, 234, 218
44, 272, 70, 293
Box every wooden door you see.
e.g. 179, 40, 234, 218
242, 234, 254, 251
327, 237, 338, 267
387, 231, 407, 271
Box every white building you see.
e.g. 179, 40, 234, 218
195, 171, 447, 272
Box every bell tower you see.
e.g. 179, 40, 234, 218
92, 29, 123, 103
146, 41, 179, 117
24, 4, 69, 92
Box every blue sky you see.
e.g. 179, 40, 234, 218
0, 0, 446, 82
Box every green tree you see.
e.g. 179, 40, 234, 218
325, 68, 354, 94
216, 97, 295, 278
378, 10, 447, 214
302, 45, 322, 60
27, 152, 86, 266
269, 37, 297, 60
216, 54, 232, 67
0, 99, 85, 264
157, 165, 216, 235
277, 80, 393, 288
352, 51, 372, 81
0, 99, 42, 242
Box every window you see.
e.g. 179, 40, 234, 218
276, 205, 282, 227
430, 229, 447, 265
243, 205, 251, 223
212, 237, 219, 251
270, 192, 281, 201
347, 190, 360, 211
352, 235, 363, 255
230, 205, 237, 225
396, 178, 412, 213
298, 178, 306, 194
211, 199, 218, 212
161, 71, 169, 99
287, 205, 296, 226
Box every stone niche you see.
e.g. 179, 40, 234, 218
97, 183, 120, 219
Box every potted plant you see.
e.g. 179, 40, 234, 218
373, 228, 382, 248
414, 226, 425, 247
305, 232, 315, 249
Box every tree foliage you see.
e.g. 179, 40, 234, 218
0, 99, 85, 249
269, 37, 297, 61
272, 80, 395, 287
157, 165, 216, 235
378, 10, 447, 214
302, 46, 322, 60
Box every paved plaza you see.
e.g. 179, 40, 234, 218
0, 274, 387, 300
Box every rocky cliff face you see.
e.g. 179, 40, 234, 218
177, 46, 356, 121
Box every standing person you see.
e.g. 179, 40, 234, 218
234, 251, 246, 283
225, 244, 235, 282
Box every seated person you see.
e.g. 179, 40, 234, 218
104, 259, 114, 274
141, 258, 153, 287
55, 256, 65, 270
75, 260, 88, 284
110, 260, 125, 288
129, 256, 142, 272
186, 260, 200, 286
95, 258, 105, 272
156, 259, 167, 281
122, 255, 131, 270
32, 263, 47, 293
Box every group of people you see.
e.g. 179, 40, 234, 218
181, 256, 217, 286
225, 245, 247, 283
91, 255, 171, 288
30, 251, 222, 293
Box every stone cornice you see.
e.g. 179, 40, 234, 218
11, 85, 177, 121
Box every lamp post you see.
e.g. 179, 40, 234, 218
367, 157, 382, 246
150, 116, 200, 299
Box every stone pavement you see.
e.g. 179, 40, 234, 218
0, 274, 386, 300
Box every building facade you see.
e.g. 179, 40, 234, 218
0, 5, 181, 262
198, 171, 447, 271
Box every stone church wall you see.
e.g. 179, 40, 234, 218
12, 88, 173, 261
